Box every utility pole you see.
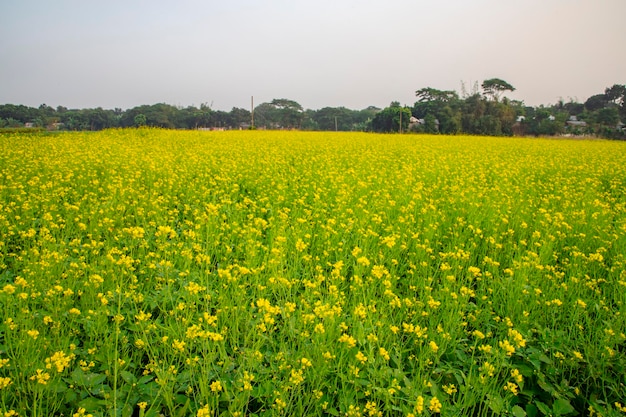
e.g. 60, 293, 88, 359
335, 116, 338, 132
251, 96, 254, 129
399, 108, 403, 134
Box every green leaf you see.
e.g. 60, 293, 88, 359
49, 379, 68, 393
138, 375, 154, 385
138, 380, 159, 397
78, 397, 106, 412
486, 393, 505, 414
536, 378, 555, 394
512, 405, 527, 417
71, 368, 107, 388
64, 388, 78, 403
174, 396, 191, 417
526, 404, 539, 417
121, 403, 134, 417
355, 378, 371, 386
535, 400, 551, 416
120, 370, 137, 384
553, 398, 575, 416
325, 407, 340, 416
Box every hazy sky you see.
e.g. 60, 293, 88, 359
1, 0, 624, 111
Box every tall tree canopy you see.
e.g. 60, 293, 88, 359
481, 78, 515, 101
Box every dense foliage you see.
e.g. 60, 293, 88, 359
1, 130, 625, 416
1, 82, 624, 138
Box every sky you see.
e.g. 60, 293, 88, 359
1, 0, 624, 111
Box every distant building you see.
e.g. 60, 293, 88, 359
409, 116, 439, 131
566, 115, 587, 128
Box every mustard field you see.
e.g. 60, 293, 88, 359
0, 129, 625, 417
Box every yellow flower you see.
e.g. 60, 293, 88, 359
499, 340, 515, 356
2, 284, 15, 294
135, 311, 152, 322
314, 323, 325, 334
137, 402, 148, 410
429, 396, 442, 413
355, 351, 368, 363
353, 303, 367, 320
289, 369, 304, 385
468, 266, 481, 277
371, 265, 388, 278
478, 345, 492, 354
274, 397, 287, 410
197, 404, 211, 417
508, 329, 526, 348
503, 382, 519, 395
185, 281, 206, 295
210, 380, 223, 392
338, 333, 357, 348
30, 369, 50, 385
0, 377, 12, 389
442, 384, 457, 395
171, 339, 186, 353
481, 361, 496, 378
72, 408, 93, 417
323, 351, 336, 360
379, 347, 390, 361
240, 371, 255, 391
295, 239, 308, 252
414, 395, 425, 415
472, 330, 485, 339
45, 351, 74, 373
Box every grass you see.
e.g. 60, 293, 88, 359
0, 129, 625, 417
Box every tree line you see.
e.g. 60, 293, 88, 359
1, 80, 624, 139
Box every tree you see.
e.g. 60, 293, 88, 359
437, 105, 462, 134
594, 107, 620, 127
413, 87, 461, 134
461, 93, 486, 133
481, 78, 515, 101
134, 114, 147, 127
563, 100, 584, 116
371, 103, 410, 133
252, 99, 304, 129
270, 99, 304, 129
605, 84, 626, 119
0, 104, 37, 124
527, 106, 565, 136
228, 107, 251, 128
415, 87, 458, 103
253, 102, 279, 129
423, 114, 439, 133
584, 94, 608, 112
605, 84, 625, 105
311, 107, 358, 131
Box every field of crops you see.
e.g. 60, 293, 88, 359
1, 129, 625, 417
